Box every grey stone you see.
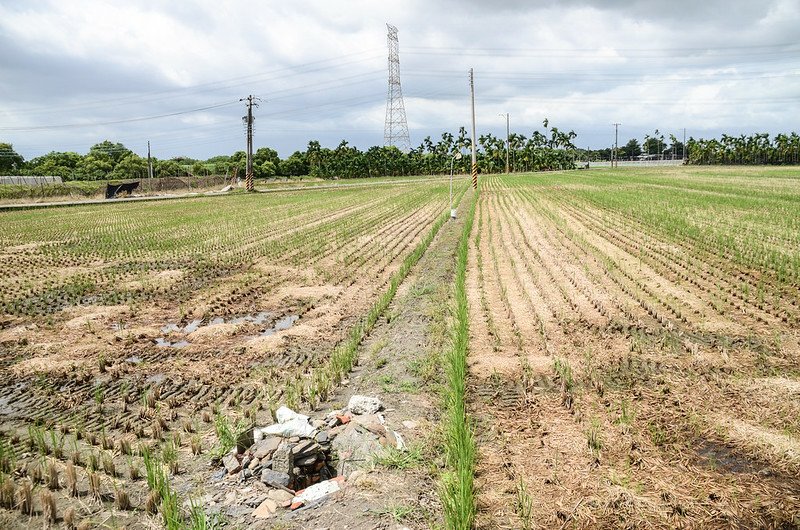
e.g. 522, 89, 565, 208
331, 423, 386, 476
245, 494, 267, 508
292, 440, 320, 458
267, 489, 294, 504
296, 453, 319, 467
260, 468, 291, 488
223, 454, 241, 474
248, 457, 261, 470
225, 505, 252, 518
253, 437, 282, 460
347, 395, 383, 415
271, 446, 293, 476
315, 431, 329, 444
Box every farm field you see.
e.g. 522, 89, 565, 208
1, 165, 799, 529
0, 178, 464, 528
468, 167, 800, 528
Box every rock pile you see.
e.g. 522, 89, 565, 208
212, 395, 403, 517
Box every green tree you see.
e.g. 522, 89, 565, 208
77, 154, 114, 180
257, 160, 277, 178
156, 159, 183, 178
254, 147, 280, 168
0, 143, 24, 174
25, 151, 82, 179
620, 139, 641, 158
88, 140, 131, 165
278, 151, 308, 176
111, 153, 148, 180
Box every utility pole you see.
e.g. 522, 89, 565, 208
241, 95, 259, 192
500, 113, 510, 173
683, 127, 687, 163
147, 140, 153, 191
469, 68, 477, 190
613, 123, 621, 167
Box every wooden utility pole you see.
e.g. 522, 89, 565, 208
469, 68, 477, 190
241, 95, 259, 192
613, 123, 621, 167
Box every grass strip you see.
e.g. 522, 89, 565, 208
440, 189, 477, 529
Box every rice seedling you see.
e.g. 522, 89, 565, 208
87, 470, 101, 500
114, 483, 131, 510
17, 479, 33, 516
40, 488, 57, 523
47, 459, 60, 489
0, 475, 15, 509
64, 506, 76, 529
65, 461, 78, 497
102, 452, 116, 477
514, 477, 533, 530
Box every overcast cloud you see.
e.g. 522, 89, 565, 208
1, 0, 798, 160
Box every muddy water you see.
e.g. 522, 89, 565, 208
154, 312, 298, 347
262, 314, 299, 336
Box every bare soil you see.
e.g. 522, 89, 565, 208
469, 176, 800, 529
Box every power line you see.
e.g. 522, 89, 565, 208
0, 101, 240, 132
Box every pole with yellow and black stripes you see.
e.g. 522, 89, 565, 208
469, 68, 478, 190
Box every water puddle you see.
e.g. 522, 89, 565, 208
184, 319, 203, 333
155, 312, 296, 345
146, 373, 166, 384
154, 338, 190, 348
230, 312, 272, 325
261, 315, 299, 336
0, 395, 18, 416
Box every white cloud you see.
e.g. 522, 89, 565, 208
0, 0, 797, 158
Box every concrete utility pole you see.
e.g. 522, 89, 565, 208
613, 123, 621, 167
241, 95, 259, 192
683, 127, 687, 162
147, 140, 153, 191
500, 113, 510, 173
469, 68, 477, 190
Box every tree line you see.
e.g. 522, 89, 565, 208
687, 133, 800, 165
4, 127, 797, 181
0, 120, 577, 181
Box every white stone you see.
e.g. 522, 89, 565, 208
347, 395, 383, 415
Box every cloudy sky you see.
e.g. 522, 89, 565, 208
1, 0, 798, 160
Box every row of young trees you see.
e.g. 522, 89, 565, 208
0, 120, 578, 181
687, 133, 800, 165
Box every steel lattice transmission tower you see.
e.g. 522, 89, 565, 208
384, 23, 411, 152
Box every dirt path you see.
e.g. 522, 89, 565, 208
232, 194, 470, 529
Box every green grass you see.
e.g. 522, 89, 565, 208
440, 189, 477, 530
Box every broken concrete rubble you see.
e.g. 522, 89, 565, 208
347, 394, 383, 415
212, 398, 407, 520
